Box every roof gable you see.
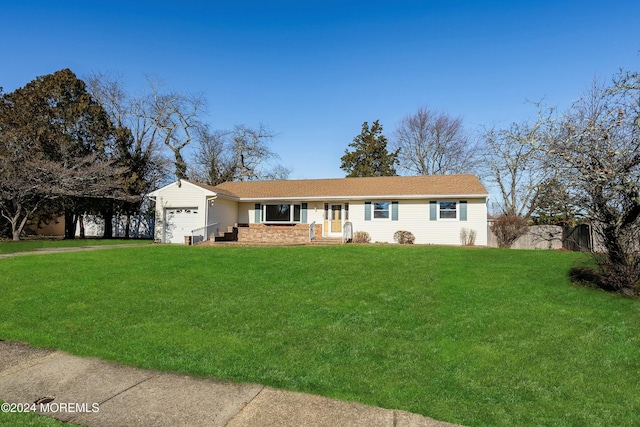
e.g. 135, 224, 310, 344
199, 175, 488, 200
148, 179, 217, 197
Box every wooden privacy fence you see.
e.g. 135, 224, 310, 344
487, 224, 601, 251
487, 225, 564, 250
562, 224, 593, 252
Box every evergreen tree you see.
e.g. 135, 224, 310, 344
340, 120, 399, 177
0, 69, 130, 240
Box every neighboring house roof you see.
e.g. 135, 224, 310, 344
188, 174, 488, 201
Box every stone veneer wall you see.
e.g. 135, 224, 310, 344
237, 223, 313, 244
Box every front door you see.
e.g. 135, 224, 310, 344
330, 204, 342, 234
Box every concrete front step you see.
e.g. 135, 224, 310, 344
214, 227, 238, 242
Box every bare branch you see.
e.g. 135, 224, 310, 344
190, 123, 288, 185
480, 102, 556, 218
393, 107, 478, 175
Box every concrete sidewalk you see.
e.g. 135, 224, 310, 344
0, 243, 153, 260
0, 341, 461, 427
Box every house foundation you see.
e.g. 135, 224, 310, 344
237, 223, 321, 244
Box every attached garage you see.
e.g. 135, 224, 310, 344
163, 208, 200, 244
149, 180, 218, 244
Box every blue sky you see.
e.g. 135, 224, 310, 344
2, 1, 639, 180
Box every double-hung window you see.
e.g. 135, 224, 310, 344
430, 200, 467, 221
439, 201, 457, 219
373, 202, 390, 219
365, 201, 398, 221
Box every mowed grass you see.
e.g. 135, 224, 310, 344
0, 238, 151, 254
1, 245, 639, 426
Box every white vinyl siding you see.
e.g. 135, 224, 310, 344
238, 202, 253, 224
208, 197, 238, 237
348, 198, 487, 245
151, 181, 208, 243
305, 203, 326, 225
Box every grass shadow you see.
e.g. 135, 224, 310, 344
569, 265, 639, 297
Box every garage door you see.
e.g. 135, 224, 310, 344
164, 208, 200, 244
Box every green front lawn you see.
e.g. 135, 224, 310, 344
0, 245, 638, 426
0, 238, 152, 254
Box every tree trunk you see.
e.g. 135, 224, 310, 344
102, 210, 113, 239
599, 223, 639, 291
64, 208, 76, 239
10, 214, 26, 241
79, 215, 85, 239
170, 146, 188, 180
125, 213, 131, 239
4, 202, 41, 241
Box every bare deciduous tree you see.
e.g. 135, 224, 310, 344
481, 104, 555, 218
491, 215, 529, 248
191, 124, 289, 185
86, 72, 170, 237
0, 155, 54, 241
540, 71, 640, 294
393, 107, 478, 175
191, 127, 229, 185
145, 77, 206, 180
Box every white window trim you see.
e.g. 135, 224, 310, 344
261, 203, 302, 223
372, 201, 392, 221
439, 201, 458, 221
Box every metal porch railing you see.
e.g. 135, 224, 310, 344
342, 221, 353, 243
309, 221, 316, 241
190, 222, 219, 245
